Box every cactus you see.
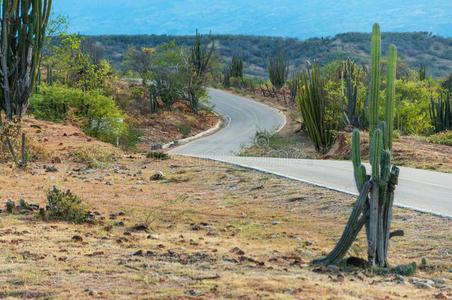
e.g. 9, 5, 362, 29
313, 23, 400, 267
0, 0, 52, 121
47, 65, 53, 85
339, 57, 363, 128
419, 64, 426, 81
288, 72, 299, 103
223, 55, 243, 87
430, 91, 452, 133
268, 55, 288, 90
296, 61, 337, 154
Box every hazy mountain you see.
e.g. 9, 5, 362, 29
53, 0, 452, 39
84, 32, 452, 78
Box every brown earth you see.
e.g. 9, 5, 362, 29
0, 118, 450, 299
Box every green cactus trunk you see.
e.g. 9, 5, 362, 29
313, 23, 400, 268
0, 0, 52, 121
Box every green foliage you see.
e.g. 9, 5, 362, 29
43, 16, 114, 93
430, 91, 452, 133
223, 55, 243, 87
419, 64, 426, 81
29, 85, 127, 145
296, 61, 338, 153
268, 55, 288, 90
393, 80, 433, 135
182, 30, 215, 113
146, 151, 170, 160
72, 145, 118, 167
44, 186, 91, 224
176, 122, 192, 138
427, 130, 452, 146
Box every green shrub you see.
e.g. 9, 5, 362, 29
44, 186, 91, 224
30, 85, 129, 146
176, 122, 192, 138
72, 145, 119, 167
427, 130, 452, 146
393, 80, 433, 135
146, 151, 170, 160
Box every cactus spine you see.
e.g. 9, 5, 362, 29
313, 23, 400, 268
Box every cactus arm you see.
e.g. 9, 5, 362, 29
369, 23, 381, 140
385, 45, 397, 150
371, 128, 383, 182
352, 129, 367, 190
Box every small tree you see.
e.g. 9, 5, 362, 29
180, 30, 215, 114
0, 0, 52, 120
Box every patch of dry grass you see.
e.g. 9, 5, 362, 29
0, 153, 450, 299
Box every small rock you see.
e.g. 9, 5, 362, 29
295, 237, 302, 242
147, 234, 159, 240
434, 293, 447, 299
222, 255, 238, 263
185, 290, 204, 296
105, 181, 113, 185
272, 221, 279, 225
434, 278, 446, 285
305, 241, 312, 246
132, 250, 143, 256
113, 221, 124, 227
151, 171, 165, 181
394, 275, 405, 284
45, 166, 58, 172
414, 282, 432, 289
72, 235, 83, 242
327, 265, 340, 272
230, 247, 245, 255
304, 251, 313, 256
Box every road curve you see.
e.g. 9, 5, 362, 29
169, 89, 286, 156
170, 89, 452, 218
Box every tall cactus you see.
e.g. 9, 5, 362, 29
0, 0, 52, 121
268, 54, 288, 90
313, 23, 400, 267
430, 91, 452, 133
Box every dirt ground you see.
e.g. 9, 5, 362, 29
0, 119, 450, 299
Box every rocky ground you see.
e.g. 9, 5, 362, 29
0, 118, 450, 299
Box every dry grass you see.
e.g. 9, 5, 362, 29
0, 119, 450, 299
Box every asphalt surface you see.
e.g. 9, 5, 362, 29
170, 89, 452, 218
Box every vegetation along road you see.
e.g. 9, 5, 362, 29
170, 89, 452, 218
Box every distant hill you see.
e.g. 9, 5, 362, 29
83, 32, 452, 78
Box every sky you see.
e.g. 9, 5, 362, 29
53, 0, 452, 38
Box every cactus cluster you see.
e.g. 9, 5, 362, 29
430, 92, 452, 133
339, 57, 362, 128
0, 0, 52, 121
223, 55, 243, 87
268, 55, 288, 90
313, 23, 400, 267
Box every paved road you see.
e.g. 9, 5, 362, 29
170, 89, 452, 218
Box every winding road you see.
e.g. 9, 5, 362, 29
170, 89, 452, 218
